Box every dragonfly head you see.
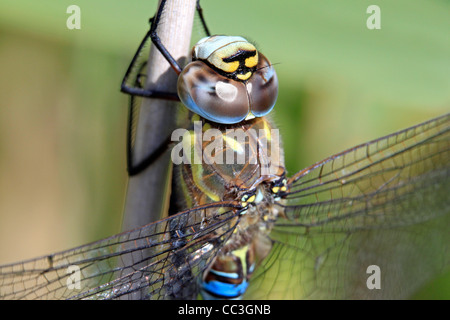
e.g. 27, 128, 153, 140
178, 35, 278, 124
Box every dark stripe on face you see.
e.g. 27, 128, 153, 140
222, 49, 257, 63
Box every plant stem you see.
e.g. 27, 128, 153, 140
122, 0, 196, 231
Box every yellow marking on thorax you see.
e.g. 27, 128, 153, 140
203, 122, 211, 131
223, 135, 244, 154
186, 129, 220, 203
191, 162, 221, 203
263, 120, 272, 141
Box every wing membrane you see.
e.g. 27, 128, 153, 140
2, 114, 449, 300
248, 113, 450, 299
0, 204, 241, 300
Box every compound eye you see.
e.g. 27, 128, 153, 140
247, 53, 278, 118
177, 61, 250, 124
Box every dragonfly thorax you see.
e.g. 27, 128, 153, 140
177, 35, 278, 124
171, 116, 286, 299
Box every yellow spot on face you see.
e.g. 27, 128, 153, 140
247, 194, 256, 203
208, 52, 239, 73
241, 202, 248, 207
236, 72, 252, 81
281, 186, 287, 192
206, 41, 257, 74
221, 61, 239, 73
245, 55, 258, 68
272, 186, 280, 194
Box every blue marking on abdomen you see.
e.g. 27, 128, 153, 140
201, 280, 248, 299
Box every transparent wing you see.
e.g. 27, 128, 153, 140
248, 113, 450, 299
0, 204, 241, 300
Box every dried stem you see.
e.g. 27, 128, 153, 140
122, 0, 196, 231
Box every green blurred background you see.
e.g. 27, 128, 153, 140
0, 0, 448, 298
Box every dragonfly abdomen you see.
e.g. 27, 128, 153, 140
200, 245, 253, 300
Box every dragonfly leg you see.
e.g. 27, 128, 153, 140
126, 106, 172, 176
146, 0, 211, 75
121, 0, 211, 99
121, 0, 182, 99
122, 0, 212, 176
196, 0, 211, 37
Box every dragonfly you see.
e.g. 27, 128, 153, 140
0, 0, 449, 300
